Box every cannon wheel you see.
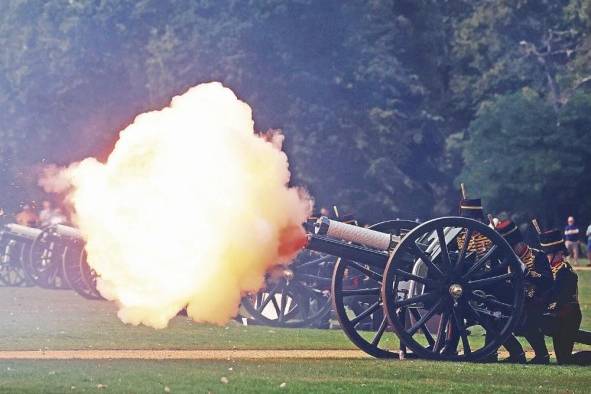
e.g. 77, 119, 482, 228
382, 217, 524, 362
240, 250, 334, 328
24, 229, 69, 289
332, 219, 419, 358
80, 252, 102, 298
0, 240, 31, 286
62, 247, 103, 300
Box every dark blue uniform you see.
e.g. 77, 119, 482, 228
542, 262, 581, 364
517, 249, 553, 362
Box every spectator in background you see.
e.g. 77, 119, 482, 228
564, 216, 580, 266
15, 203, 38, 227
586, 222, 591, 267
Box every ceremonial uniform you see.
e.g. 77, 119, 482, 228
496, 220, 552, 364
456, 198, 492, 256
538, 229, 582, 365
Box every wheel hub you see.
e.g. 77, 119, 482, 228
449, 283, 463, 299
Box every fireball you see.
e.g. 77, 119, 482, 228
44, 82, 311, 328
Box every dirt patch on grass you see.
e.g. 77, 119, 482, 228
0, 349, 542, 360
0, 349, 369, 360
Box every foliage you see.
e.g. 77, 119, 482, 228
0, 1, 589, 224
459, 90, 591, 225
0, 1, 447, 222
455, 0, 591, 226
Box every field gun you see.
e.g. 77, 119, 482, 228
239, 207, 356, 328
24, 224, 78, 289
306, 215, 527, 361
0, 224, 42, 286
19, 224, 100, 299
55, 225, 102, 300
240, 250, 335, 328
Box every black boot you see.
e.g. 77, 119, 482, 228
528, 354, 550, 365
525, 330, 549, 365
500, 352, 526, 364
501, 335, 526, 364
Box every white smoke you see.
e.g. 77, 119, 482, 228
42, 82, 311, 328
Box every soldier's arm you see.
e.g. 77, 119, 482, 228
555, 270, 577, 309
546, 275, 560, 311
526, 253, 553, 292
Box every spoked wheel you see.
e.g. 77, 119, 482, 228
80, 251, 102, 298
24, 229, 69, 289
0, 240, 31, 286
382, 217, 524, 362
241, 250, 334, 328
332, 220, 419, 358
62, 246, 102, 300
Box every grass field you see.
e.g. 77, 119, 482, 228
0, 272, 590, 392
1, 358, 590, 393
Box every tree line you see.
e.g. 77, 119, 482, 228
0, 0, 589, 226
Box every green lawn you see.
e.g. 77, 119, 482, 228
0, 286, 358, 351
2, 272, 590, 352
577, 270, 591, 329
0, 272, 590, 392
0, 359, 590, 393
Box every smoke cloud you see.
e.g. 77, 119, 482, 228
42, 82, 311, 328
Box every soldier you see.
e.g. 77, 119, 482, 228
536, 227, 582, 365
495, 220, 553, 364
448, 188, 524, 362
456, 185, 493, 257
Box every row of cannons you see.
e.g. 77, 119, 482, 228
0, 223, 101, 299
245, 215, 591, 361
2, 216, 589, 361
0, 221, 337, 325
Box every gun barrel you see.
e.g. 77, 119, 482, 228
2, 224, 43, 241
314, 216, 396, 250
306, 234, 389, 268
52, 224, 83, 241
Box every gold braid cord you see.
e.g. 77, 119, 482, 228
519, 247, 538, 298
456, 230, 492, 258
551, 262, 566, 279
547, 261, 574, 310
519, 247, 535, 271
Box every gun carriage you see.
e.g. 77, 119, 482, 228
0, 224, 41, 286
59, 226, 102, 300
22, 224, 101, 299
307, 215, 527, 361
239, 210, 354, 328
330, 219, 419, 358
25, 224, 75, 289
240, 250, 335, 328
